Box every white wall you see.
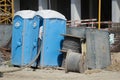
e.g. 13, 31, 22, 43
112, 0, 120, 22
71, 0, 81, 21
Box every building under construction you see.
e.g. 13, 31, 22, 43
0, 0, 120, 76
0, 0, 120, 24
0, 0, 120, 51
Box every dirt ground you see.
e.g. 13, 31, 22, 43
0, 67, 119, 80
0, 52, 120, 80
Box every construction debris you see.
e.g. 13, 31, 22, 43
0, 47, 11, 61
106, 52, 120, 71
110, 25, 120, 52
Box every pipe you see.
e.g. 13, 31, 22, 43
12, 0, 14, 21
98, 0, 101, 30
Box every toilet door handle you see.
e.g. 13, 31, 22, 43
16, 38, 22, 48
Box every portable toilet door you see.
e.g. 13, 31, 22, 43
36, 10, 66, 66
11, 10, 40, 66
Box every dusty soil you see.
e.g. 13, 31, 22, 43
0, 67, 119, 80
106, 52, 120, 71
0, 52, 120, 80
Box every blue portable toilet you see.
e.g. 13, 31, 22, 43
11, 10, 40, 66
36, 10, 66, 66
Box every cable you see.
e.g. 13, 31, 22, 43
0, 40, 42, 77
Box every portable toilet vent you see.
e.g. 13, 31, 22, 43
36, 10, 66, 66
11, 10, 40, 66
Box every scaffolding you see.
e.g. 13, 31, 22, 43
0, 0, 14, 24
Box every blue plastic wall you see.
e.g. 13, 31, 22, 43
40, 19, 66, 66
11, 16, 40, 66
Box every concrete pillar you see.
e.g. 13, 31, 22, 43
39, 0, 48, 10
112, 0, 120, 22
89, 0, 93, 18
71, 0, 81, 21
14, 0, 20, 12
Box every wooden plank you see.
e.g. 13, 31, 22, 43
61, 34, 85, 39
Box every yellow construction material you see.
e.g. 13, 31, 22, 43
98, 0, 101, 30
0, 0, 14, 24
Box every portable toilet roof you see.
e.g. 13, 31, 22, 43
14, 10, 36, 19
36, 10, 66, 20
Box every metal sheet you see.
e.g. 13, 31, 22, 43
86, 28, 111, 69
86, 29, 96, 69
